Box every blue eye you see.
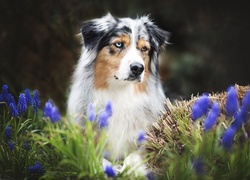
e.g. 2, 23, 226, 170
114, 42, 124, 48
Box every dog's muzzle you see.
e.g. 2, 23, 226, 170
114, 63, 145, 82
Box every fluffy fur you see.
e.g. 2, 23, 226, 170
67, 13, 169, 160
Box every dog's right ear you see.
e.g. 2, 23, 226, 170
81, 13, 117, 50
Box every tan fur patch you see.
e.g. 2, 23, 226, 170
134, 39, 151, 93
94, 34, 130, 89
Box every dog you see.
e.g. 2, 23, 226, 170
67, 13, 169, 160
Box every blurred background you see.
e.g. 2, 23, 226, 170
1, 0, 249, 112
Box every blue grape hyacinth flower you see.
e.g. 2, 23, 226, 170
4, 125, 12, 140
137, 130, 146, 143
23, 141, 31, 151
6, 93, 16, 107
225, 86, 238, 117
17, 93, 28, 116
241, 89, 250, 113
104, 165, 116, 178
192, 158, 206, 175
1, 84, 9, 102
191, 94, 210, 121
25, 89, 33, 106
105, 100, 113, 117
99, 111, 109, 128
44, 99, 61, 123
231, 109, 247, 130
86, 102, 96, 121
146, 172, 156, 180
8, 141, 15, 150
32, 90, 40, 112
230, 90, 250, 127
9, 103, 18, 118
221, 127, 236, 150
98, 101, 113, 128
0, 85, 16, 107
2, 84, 8, 93
29, 161, 45, 176
204, 102, 220, 132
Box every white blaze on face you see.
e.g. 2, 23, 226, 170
115, 19, 149, 82
116, 44, 145, 82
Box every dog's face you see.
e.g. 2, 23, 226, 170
81, 14, 169, 89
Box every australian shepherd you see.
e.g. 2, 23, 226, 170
67, 13, 169, 160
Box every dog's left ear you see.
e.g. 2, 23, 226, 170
149, 26, 170, 51
142, 16, 170, 53
81, 13, 117, 50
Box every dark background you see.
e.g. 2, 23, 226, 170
1, 0, 249, 112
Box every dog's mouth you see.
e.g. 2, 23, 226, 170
114, 74, 142, 83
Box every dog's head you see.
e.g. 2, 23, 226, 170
81, 13, 169, 89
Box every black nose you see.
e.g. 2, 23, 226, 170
130, 63, 144, 76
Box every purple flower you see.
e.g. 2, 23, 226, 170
241, 90, 250, 113
0, 85, 16, 107
2, 84, 8, 93
1, 84, 9, 103
231, 109, 248, 130
105, 100, 113, 117
6, 93, 16, 107
17, 93, 28, 116
204, 102, 220, 131
192, 158, 205, 175
146, 172, 156, 180
104, 165, 116, 178
23, 141, 31, 151
8, 141, 15, 150
230, 90, 250, 126
86, 102, 96, 121
29, 161, 45, 176
9, 103, 19, 118
44, 99, 61, 123
99, 111, 109, 128
4, 126, 12, 140
98, 101, 113, 128
32, 90, 40, 112
191, 94, 210, 121
225, 86, 238, 117
25, 89, 33, 106
221, 127, 236, 150
137, 130, 146, 143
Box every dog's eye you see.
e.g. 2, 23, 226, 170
114, 42, 124, 49
141, 46, 148, 52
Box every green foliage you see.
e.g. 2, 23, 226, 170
0, 105, 46, 179
147, 87, 250, 179
0, 90, 109, 179
3, 84, 250, 179
33, 118, 107, 179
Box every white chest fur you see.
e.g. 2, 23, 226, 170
93, 81, 164, 159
